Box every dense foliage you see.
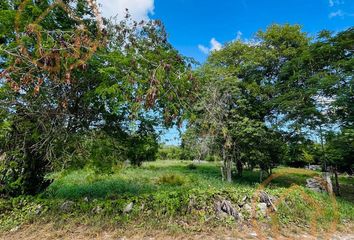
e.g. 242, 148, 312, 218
184, 25, 353, 184
0, 0, 195, 196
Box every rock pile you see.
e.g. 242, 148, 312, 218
305, 165, 322, 171
60, 201, 75, 212
306, 172, 333, 194
215, 199, 240, 219
214, 191, 277, 221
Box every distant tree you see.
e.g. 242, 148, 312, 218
325, 129, 354, 194
157, 145, 183, 160
188, 24, 353, 183
188, 25, 307, 181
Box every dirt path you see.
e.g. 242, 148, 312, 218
1, 224, 354, 240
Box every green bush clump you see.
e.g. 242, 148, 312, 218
205, 154, 221, 162
157, 145, 182, 160
187, 163, 197, 170
157, 174, 187, 186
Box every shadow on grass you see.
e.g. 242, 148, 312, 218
338, 176, 354, 203
144, 162, 222, 179
234, 169, 319, 188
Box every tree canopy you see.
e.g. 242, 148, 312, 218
183, 24, 353, 183
0, 0, 196, 196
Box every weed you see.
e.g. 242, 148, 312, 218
157, 173, 187, 186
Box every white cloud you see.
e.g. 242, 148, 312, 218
210, 38, 222, 51
329, 10, 344, 18
198, 38, 223, 54
244, 39, 261, 46
236, 30, 243, 40
97, 0, 154, 21
198, 44, 210, 54
329, 9, 354, 18
329, 0, 344, 7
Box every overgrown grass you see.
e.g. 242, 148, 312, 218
1, 160, 353, 234
44, 161, 230, 200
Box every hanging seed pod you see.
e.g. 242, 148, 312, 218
65, 72, 71, 84
10, 82, 20, 92
37, 78, 43, 86
14, 58, 22, 65
61, 99, 68, 109
33, 85, 40, 95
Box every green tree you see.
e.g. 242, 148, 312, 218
188, 25, 307, 181
0, 1, 195, 196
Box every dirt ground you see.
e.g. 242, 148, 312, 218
1, 223, 354, 240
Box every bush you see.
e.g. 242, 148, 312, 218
56, 131, 128, 172
56, 123, 159, 170
205, 154, 221, 162
157, 174, 186, 186
0, 113, 53, 196
127, 123, 159, 166
157, 145, 182, 160
187, 163, 197, 170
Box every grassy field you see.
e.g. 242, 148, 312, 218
1, 160, 353, 237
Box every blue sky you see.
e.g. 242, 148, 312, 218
98, 0, 354, 145
154, 0, 354, 63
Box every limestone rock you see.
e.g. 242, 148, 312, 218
34, 204, 43, 215
123, 202, 134, 214
305, 165, 322, 171
92, 205, 103, 214
259, 191, 277, 211
215, 199, 240, 220
243, 203, 252, 214
238, 196, 248, 207
257, 203, 267, 216
60, 201, 75, 212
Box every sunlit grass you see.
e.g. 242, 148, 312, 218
2, 160, 352, 233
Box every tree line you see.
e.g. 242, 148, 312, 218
0, 1, 353, 197
182, 24, 353, 191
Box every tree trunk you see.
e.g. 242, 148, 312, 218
222, 145, 232, 182
334, 166, 340, 196
319, 125, 327, 171
226, 157, 232, 182
236, 160, 243, 177
221, 166, 225, 181
322, 172, 333, 195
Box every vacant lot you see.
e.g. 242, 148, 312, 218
1, 161, 353, 239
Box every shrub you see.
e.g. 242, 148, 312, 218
0, 114, 53, 196
205, 154, 221, 162
187, 163, 197, 170
57, 131, 128, 172
127, 125, 159, 166
157, 145, 182, 160
57, 123, 159, 170
157, 174, 186, 186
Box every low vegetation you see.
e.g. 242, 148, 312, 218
1, 161, 353, 236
